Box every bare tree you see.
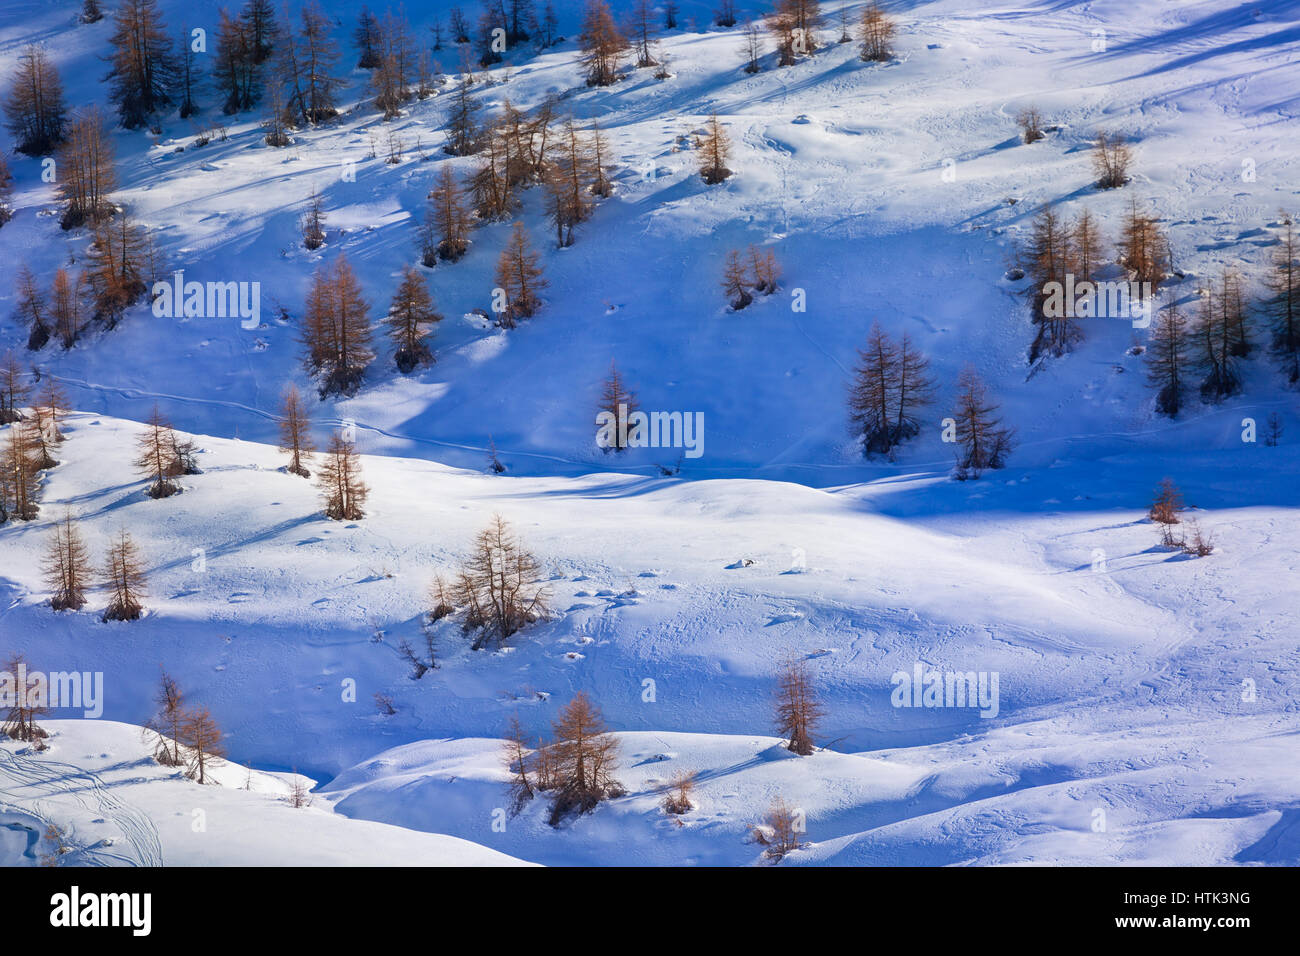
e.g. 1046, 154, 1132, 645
2, 654, 48, 743
661, 769, 695, 815
300, 188, 327, 249
548, 692, 621, 824
1264, 213, 1300, 382
697, 113, 732, 184
951, 366, 1014, 478
423, 164, 473, 263
146, 670, 186, 766
1119, 197, 1168, 296
858, 2, 895, 61
1092, 131, 1133, 189
721, 249, 752, 310
135, 404, 182, 498
578, 0, 627, 87
494, 221, 547, 327
449, 513, 550, 649
181, 707, 226, 784
42, 511, 92, 611
17, 266, 50, 351
1146, 303, 1191, 417
277, 383, 314, 477
105, 0, 178, 129
385, 266, 442, 372
775, 657, 823, 755
4, 418, 40, 521
503, 714, 535, 815
300, 254, 374, 397
0, 350, 31, 424
756, 796, 803, 860
102, 528, 147, 621
545, 119, 594, 247
628, 0, 659, 67
57, 107, 116, 229
596, 361, 638, 451
442, 77, 482, 156
316, 431, 368, 520
3, 44, 68, 155
741, 18, 764, 73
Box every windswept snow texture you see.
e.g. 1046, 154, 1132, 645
1, 0, 1299, 866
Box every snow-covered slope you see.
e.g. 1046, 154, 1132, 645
0, 0, 1297, 866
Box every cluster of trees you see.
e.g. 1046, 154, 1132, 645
146, 671, 226, 784
1147, 213, 1299, 416
504, 692, 623, 825
1020, 200, 1168, 363
38, 515, 150, 621
430, 514, 551, 650
847, 323, 934, 456
298, 252, 451, 394
0, 363, 67, 525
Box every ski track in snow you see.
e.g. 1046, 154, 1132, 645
0, 748, 164, 867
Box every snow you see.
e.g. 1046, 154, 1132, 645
0, 0, 1297, 865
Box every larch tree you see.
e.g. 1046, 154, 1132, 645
741, 18, 764, 73
4, 421, 41, 521
1023, 203, 1082, 363
503, 714, 535, 815
0, 350, 30, 424
544, 119, 594, 247
442, 77, 481, 155
1070, 209, 1103, 284
276, 1, 342, 127
277, 384, 314, 477
316, 431, 368, 520
353, 7, 383, 69
578, 0, 627, 87
1263, 214, 1300, 382
88, 214, 154, 325
951, 365, 1015, 478
1118, 198, 1169, 296
16, 266, 52, 351
697, 113, 732, 185
35, 380, 68, 444
775, 657, 823, 756
423, 164, 473, 263
370, 9, 415, 118
2, 654, 47, 743
494, 221, 547, 327
1146, 303, 1191, 417
747, 244, 780, 294
177, 28, 202, 118
147, 670, 186, 766
1194, 282, 1241, 402
3, 44, 67, 155
590, 121, 612, 197
1148, 477, 1185, 525
57, 106, 116, 229
385, 266, 442, 373
51, 268, 90, 348
181, 707, 226, 784
300, 254, 374, 397
858, 2, 895, 62
629, 0, 659, 67
548, 691, 620, 825
848, 323, 898, 456
241, 0, 280, 64
43, 511, 92, 611
721, 249, 751, 310
102, 528, 147, 621
449, 513, 550, 649
105, 0, 178, 129
597, 361, 638, 451
300, 188, 327, 249
134, 404, 182, 498
214, 10, 260, 114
